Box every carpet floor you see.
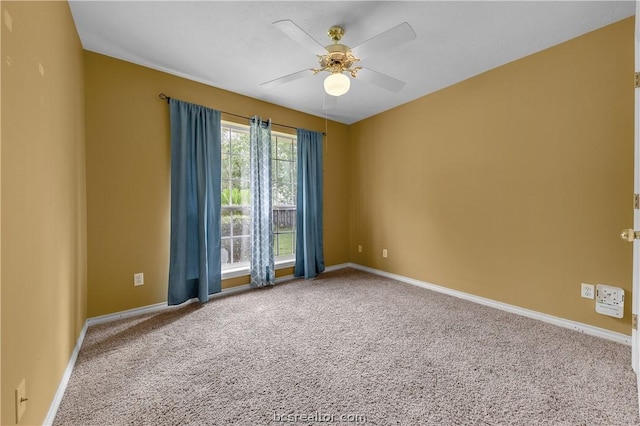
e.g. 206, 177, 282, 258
54, 268, 639, 425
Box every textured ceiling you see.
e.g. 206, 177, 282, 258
69, 1, 635, 124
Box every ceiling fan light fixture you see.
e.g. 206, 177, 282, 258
324, 72, 350, 97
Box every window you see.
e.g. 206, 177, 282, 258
272, 132, 297, 263
220, 122, 296, 272
221, 123, 251, 270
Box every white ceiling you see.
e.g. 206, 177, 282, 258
69, 1, 635, 125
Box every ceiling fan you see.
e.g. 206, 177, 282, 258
261, 19, 416, 102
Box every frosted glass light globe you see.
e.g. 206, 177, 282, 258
324, 73, 350, 97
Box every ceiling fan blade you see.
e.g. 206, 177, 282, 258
260, 69, 310, 90
350, 22, 416, 60
323, 94, 338, 110
273, 19, 326, 56
357, 67, 406, 93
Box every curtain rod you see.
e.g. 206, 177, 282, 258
158, 93, 326, 136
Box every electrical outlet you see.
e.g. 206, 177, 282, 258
382, 249, 388, 258
15, 379, 27, 423
357, 245, 362, 253
134, 273, 144, 286
581, 283, 594, 299
595, 284, 624, 318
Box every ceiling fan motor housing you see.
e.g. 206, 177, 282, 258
319, 44, 360, 73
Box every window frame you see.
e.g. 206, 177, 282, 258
220, 120, 297, 280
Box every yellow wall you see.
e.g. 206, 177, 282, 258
84, 51, 350, 317
349, 18, 634, 334
1, 2, 87, 425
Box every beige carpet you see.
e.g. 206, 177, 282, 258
54, 268, 639, 425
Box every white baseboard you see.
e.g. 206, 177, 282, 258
43, 321, 89, 425
88, 271, 311, 327
347, 263, 631, 346
325, 263, 351, 272
87, 301, 171, 327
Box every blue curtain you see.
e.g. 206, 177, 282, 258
168, 99, 222, 305
249, 117, 275, 287
294, 129, 325, 278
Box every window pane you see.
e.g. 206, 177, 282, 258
289, 184, 296, 205
221, 209, 232, 237
277, 232, 295, 256
230, 130, 249, 156
221, 129, 230, 154
231, 155, 250, 181
274, 183, 295, 206
274, 207, 295, 232
221, 181, 231, 206
292, 158, 297, 180
276, 138, 294, 161
271, 159, 277, 182
273, 234, 279, 257
232, 209, 250, 236
221, 238, 231, 265
232, 236, 250, 264
276, 160, 292, 183
222, 153, 231, 182
229, 180, 251, 205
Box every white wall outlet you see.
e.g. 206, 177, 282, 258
382, 249, 388, 258
15, 378, 27, 423
134, 273, 144, 286
581, 283, 594, 299
357, 245, 362, 253
596, 284, 624, 318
